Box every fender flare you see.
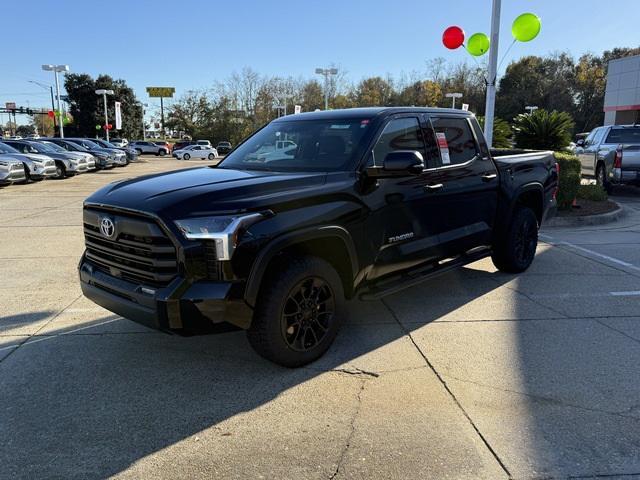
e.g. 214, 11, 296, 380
509, 182, 544, 220
244, 225, 359, 307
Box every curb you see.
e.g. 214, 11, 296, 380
545, 202, 626, 228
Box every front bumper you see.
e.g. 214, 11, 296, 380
79, 256, 253, 334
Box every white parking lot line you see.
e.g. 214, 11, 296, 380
540, 233, 640, 273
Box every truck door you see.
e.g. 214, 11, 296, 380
425, 115, 499, 257
361, 115, 445, 280
577, 128, 605, 176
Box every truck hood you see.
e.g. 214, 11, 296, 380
85, 166, 329, 217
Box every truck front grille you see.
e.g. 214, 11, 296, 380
83, 208, 178, 287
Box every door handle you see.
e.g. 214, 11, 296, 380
482, 173, 497, 182
424, 183, 444, 191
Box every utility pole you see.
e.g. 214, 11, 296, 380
483, 0, 501, 148
42, 64, 69, 138
28, 80, 57, 135
315, 67, 338, 110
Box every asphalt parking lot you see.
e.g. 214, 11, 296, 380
1, 159, 640, 480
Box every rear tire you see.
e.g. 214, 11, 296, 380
596, 163, 612, 194
492, 207, 538, 273
247, 255, 345, 367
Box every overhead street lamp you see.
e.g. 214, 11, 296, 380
525, 105, 539, 115
41, 64, 69, 138
96, 89, 115, 141
315, 67, 338, 110
445, 92, 463, 109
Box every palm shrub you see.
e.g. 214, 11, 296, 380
554, 152, 581, 210
476, 116, 513, 148
513, 110, 575, 151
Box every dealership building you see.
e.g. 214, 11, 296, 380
604, 54, 640, 125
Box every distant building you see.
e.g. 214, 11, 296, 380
604, 54, 640, 125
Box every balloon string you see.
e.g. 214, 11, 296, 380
497, 39, 517, 77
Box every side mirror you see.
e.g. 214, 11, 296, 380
576, 139, 585, 147
366, 151, 424, 178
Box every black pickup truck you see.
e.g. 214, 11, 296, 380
79, 108, 558, 367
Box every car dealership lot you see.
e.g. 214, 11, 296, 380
1, 160, 640, 479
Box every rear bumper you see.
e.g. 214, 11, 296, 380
79, 256, 253, 334
612, 169, 640, 186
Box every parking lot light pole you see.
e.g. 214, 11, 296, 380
41, 64, 69, 138
525, 105, 539, 115
315, 67, 338, 110
445, 92, 463, 109
95, 89, 115, 141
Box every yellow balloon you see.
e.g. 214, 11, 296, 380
512, 13, 541, 42
467, 33, 490, 56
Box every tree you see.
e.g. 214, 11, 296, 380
354, 76, 395, 106
397, 80, 442, 107
300, 80, 324, 112
165, 90, 210, 137
30, 114, 55, 137
64, 73, 142, 139
476, 116, 513, 148
16, 125, 36, 137
496, 54, 575, 123
513, 109, 574, 150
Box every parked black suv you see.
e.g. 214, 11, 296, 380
79, 108, 558, 367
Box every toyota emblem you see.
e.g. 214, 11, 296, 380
99, 217, 115, 238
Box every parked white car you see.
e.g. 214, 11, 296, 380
110, 138, 128, 147
173, 145, 219, 160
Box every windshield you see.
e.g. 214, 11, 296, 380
0, 142, 20, 154
29, 142, 55, 153
219, 118, 371, 172
78, 139, 101, 149
42, 141, 68, 153
97, 139, 117, 148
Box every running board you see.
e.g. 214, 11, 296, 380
358, 248, 491, 301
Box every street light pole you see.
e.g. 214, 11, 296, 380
445, 92, 463, 109
95, 89, 115, 141
42, 64, 70, 138
315, 67, 338, 110
483, 0, 501, 148
525, 105, 539, 115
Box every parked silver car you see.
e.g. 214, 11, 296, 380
38, 140, 96, 171
0, 142, 57, 181
129, 141, 169, 156
2, 139, 89, 178
577, 125, 640, 192
0, 156, 27, 185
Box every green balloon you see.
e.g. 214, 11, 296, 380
512, 13, 541, 42
467, 33, 490, 56
96, 125, 101, 130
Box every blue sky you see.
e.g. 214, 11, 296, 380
1, 0, 639, 124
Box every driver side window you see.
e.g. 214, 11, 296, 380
371, 117, 426, 167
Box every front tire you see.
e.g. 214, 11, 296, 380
159, 149, 167, 157
55, 162, 66, 179
183, 153, 190, 160
491, 207, 538, 273
247, 255, 345, 367
208, 153, 215, 160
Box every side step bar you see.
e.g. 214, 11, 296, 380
358, 248, 492, 301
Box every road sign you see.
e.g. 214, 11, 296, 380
461, 103, 469, 111
294, 105, 302, 114
146, 87, 175, 98
5, 102, 16, 109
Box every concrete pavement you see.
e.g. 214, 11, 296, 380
1, 160, 640, 479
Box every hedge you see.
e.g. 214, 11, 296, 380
554, 152, 581, 210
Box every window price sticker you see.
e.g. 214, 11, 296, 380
436, 132, 451, 164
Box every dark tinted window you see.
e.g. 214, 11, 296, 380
605, 127, 640, 144
431, 117, 478, 165
372, 117, 426, 166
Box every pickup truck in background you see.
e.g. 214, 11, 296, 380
79, 107, 558, 367
576, 124, 640, 192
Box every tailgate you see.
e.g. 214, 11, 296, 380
621, 145, 640, 171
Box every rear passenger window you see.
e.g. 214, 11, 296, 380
372, 117, 426, 166
431, 117, 479, 165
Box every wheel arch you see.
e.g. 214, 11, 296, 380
244, 226, 359, 307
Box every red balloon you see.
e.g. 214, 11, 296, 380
443, 26, 465, 50
47, 110, 54, 118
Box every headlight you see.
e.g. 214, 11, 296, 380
174, 213, 266, 260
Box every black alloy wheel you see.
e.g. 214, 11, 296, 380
280, 277, 335, 352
